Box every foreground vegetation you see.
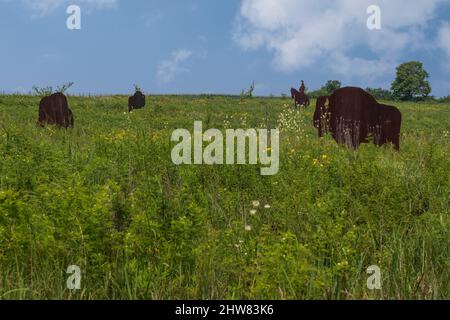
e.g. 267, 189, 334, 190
0, 94, 448, 299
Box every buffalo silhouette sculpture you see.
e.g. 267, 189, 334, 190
38, 92, 74, 128
128, 90, 146, 112
291, 88, 310, 108
313, 87, 402, 150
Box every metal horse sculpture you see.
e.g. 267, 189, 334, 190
291, 88, 310, 108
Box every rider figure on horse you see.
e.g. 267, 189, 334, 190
291, 80, 310, 108
299, 80, 306, 94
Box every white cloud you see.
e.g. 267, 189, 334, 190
437, 22, 450, 70
143, 11, 164, 28
156, 49, 193, 84
15, 0, 118, 16
234, 0, 450, 80
329, 53, 396, 81
437, 22, 450, 55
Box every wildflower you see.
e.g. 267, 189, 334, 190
250, 209, 257, 215
245, 225, 252, 231
264, 204, 271, 209
115, 130, 126, 140
322, 154, 328, 160
252, 200, 260, 208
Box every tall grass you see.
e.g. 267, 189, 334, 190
0, 95, 448, 299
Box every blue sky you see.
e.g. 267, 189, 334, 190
1, 0, 449, 97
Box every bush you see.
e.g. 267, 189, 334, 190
240, 81, 255, 101
365, 88, 393, 100
308, 80, 341, 98
438, 95, 450, 103
32, 82, 74, 96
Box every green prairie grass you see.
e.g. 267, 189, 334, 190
0, 94, 448, 300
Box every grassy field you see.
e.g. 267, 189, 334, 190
0, 94, 448, 300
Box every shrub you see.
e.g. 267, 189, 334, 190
32, 82, 74, 96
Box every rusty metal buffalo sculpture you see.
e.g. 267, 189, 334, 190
313, 87, 402, 150
128, 90, 146, 112
38, 92, 74, 128
291, 88, 310, 108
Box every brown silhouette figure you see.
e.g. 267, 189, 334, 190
291, 88, 310, 108
313, 96, 330, 137
299, 80, 306, 93
128, 90, 146, 112
372, 104, 402, 149
38, 92, 74, 128
313, 87, 402, 150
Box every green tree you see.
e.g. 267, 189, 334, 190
438, 95, 450, 103
324, 80, 341, 94
391, 61, 431, 101
365, 88, 393, 100
308, 80, 341, 98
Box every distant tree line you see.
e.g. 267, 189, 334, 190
306, 61, 449, 102
307, 81, 394, 101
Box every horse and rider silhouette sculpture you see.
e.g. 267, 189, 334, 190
291, 80, 310, 108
